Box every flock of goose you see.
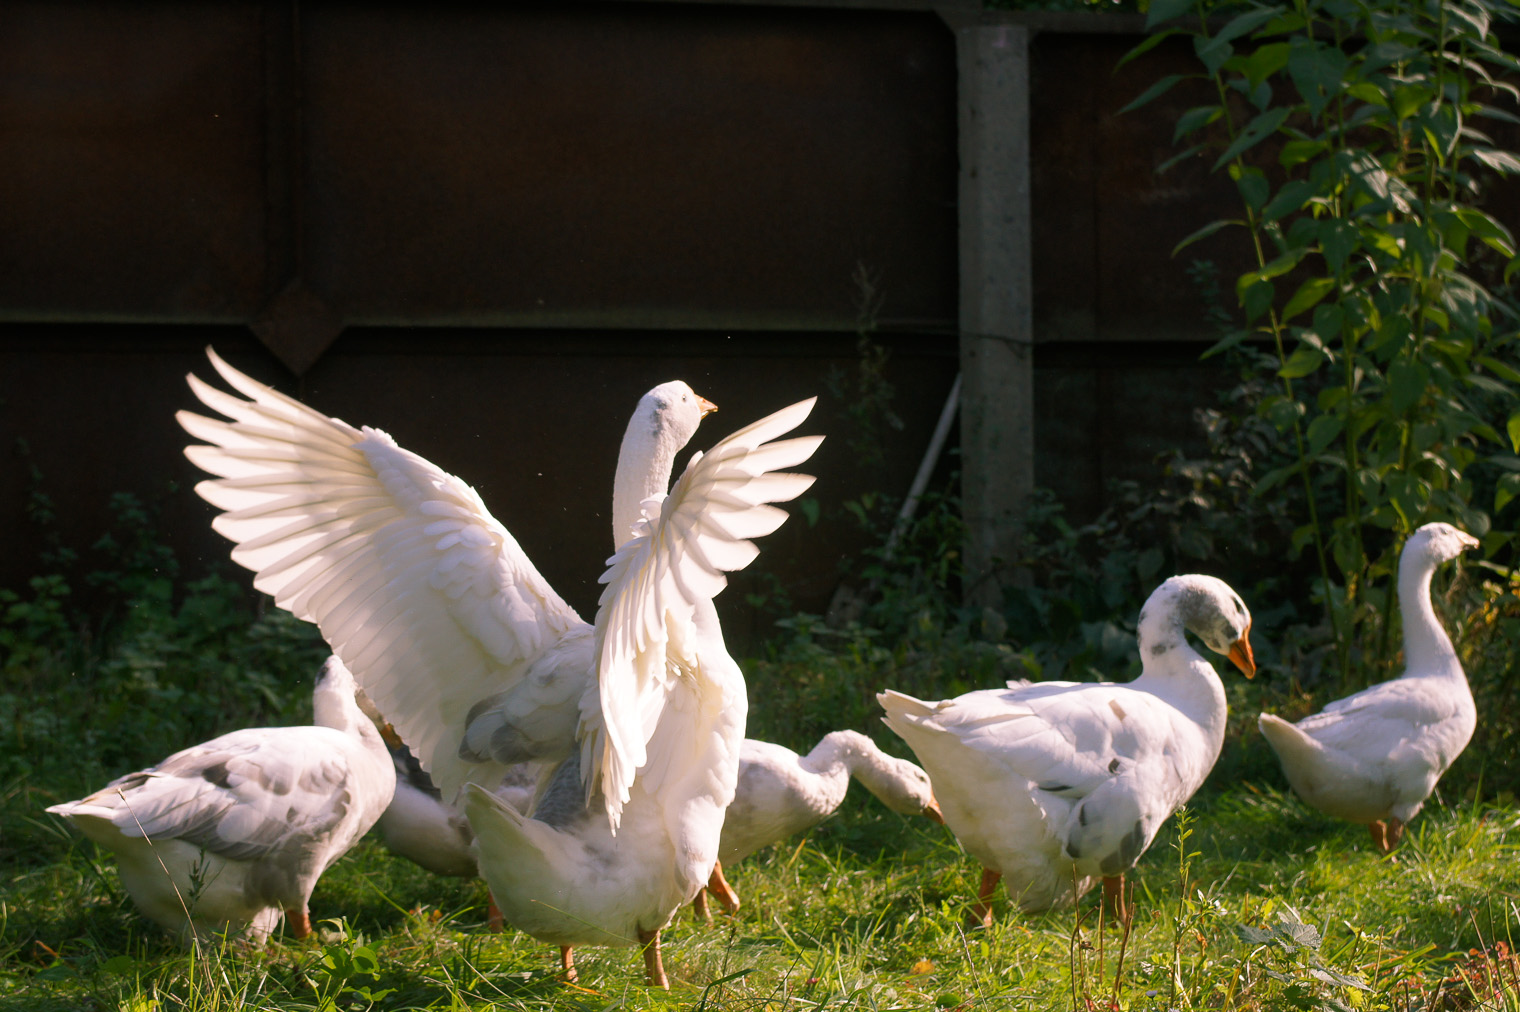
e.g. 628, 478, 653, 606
47, 350, 1479, 986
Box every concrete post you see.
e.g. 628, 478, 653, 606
950, 21, 1035, 608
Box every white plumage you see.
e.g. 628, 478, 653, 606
879, 574, 1254, 922
177, 350, 820, 984
1258, 521, 1479, 853
45, 657, 394, 944
694, 731, 943, 918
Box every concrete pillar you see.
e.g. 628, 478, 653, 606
950, 21, 1035, 608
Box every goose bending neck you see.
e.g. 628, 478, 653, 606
1399, 543, 1458, 677
610, 383, 707, 550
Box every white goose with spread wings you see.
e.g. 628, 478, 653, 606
880, 575, 1254, 923
177, 350, 820, 985
46, 657, 393, 944
1259, 521, 1479, 853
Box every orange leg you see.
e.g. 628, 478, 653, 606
1102, 875, 1129, 924
285, 906, 312, 940
486, 891, 504, 933
1386, 816, 1405, 851
707, 860, 741, 914
1369, 820, 1389, 854
967, 867, 1001, 929
638, 927, 669, 989
559, 945, 577, 983
692, 887, 712, 925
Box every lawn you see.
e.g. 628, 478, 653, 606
6, 763, 1518, 1011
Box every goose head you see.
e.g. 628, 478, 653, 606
868, 755, 945, 824
1141, 575, 1255, 678
613, 381, 718, 547
1405, 521, 1480, 567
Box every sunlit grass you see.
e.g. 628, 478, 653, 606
6, 778, 1518, 1011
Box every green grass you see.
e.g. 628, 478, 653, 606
6, 776, 1519, 1011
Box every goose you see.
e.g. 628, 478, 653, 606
353, 384, 716, 932
45, 656, 394, 944
176, 349, 820, 985
879, 574, 1254, 924
1258, 521, 1479, 853
692, 731, 944, 921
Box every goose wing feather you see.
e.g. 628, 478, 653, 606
62, 728, 360, 862
178, 349, 586, 798
582, 399, 821, 829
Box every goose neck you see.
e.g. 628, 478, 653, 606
1398, 546, 1459, 676
611, 416, 684, 550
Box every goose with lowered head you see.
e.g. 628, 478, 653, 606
46, 657, 394, 944
1259, 521, 1479, 853
177, 350, 820, 985
880, 574, 1254, 924
693, 730, 944, 920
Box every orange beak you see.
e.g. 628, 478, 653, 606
923, 797, 946, 825
379, 722, 406, 750
697, 395, 718, 418
1226, 627, 1255, 679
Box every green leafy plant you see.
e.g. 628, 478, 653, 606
1127, 0, 1520, 690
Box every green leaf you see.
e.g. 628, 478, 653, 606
1158, 143, 1205, 174
1385, 473, 1428, 529
1509, 411, 1520, 453
1243, 278, 1276, 323
1497, 472, 1520, 514
1260, 179, 1316, 223
1240, 41, 1291, 89
1174, 104, 1223, 141
1201, 327, 1254, 359
1281, 276, 1335, 322
1234, 167, 1271, 211
1172, 218, 1243, 256
1213, 107, 1291, 170
1121, 74, 1186, 116
1118, 29, 1185, 70
1280, 139, 1328, 169
1470, 148, 1520, 175
1287, 37, 1350, 120
1387, 359, 1430, 415
1456, 207, 1518, 258
1477, 355, 1520, 385
1279, 344, 1325, 379
1145, 0, 1197, 30
1195, 34, 1235, 77
1306, 413, 1344, 457
1319, 219, 1359, 275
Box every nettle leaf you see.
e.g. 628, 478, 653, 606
1261, 178, 1317, 222
1471, 148, 1520, 175
1195, 34, 1236, 77
1158, 143, 1206, 174
1120, 74, 1187, 116
1508, 411, 1520, 453
1214, 107, 1291, 170
1385, 473, 1429, 531
1244, 278, 1276, 323
1387, 359, 1430, 415
1497, 471, 1520, 514
1173, 217, 1244, 256
1288, 36, 1350, 120
1477, 355, 1520, 385
1282, 275, 1336, 322
1320, 219, 1360, 274
1455, 207, 1516, 258
1391, 82, 1436, 121
1241, 41, 1292, 89
1280, 138, 1328, 169
1234, 166, 1271, 210
1279, 344, 1326, 379
1362, 39, 1422, 72
1174, 104, 1224, 142
1146, 0, 1197, 31
1119, 29, 1185, 70
1306, 413, 1345, 456
1202, 327, 1256, 359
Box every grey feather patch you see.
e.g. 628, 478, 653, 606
531, 753, 601, 831
1099, 820, 1147, 876
1107, 758, 1121, 774
201, 762, 233, 789
1150, 642, 1170, 656
1038, 782, 1078, 796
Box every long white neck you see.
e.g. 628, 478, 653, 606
797, 731, 863, 805
1133, 582, 1228, 735
313, 664, 387, 757
1399, 545, 1461, 678
611, 414, 686, 550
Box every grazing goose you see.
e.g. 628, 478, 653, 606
880, 574, 1254, 924
45, 657, 394, 944
177, 350, 820, 985
693, 731, 943, 920
1259, 521, 1479, 853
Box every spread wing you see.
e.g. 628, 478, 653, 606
582, 397, 822, 830
178, 348, 587, 798
68, 728, 359, 862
